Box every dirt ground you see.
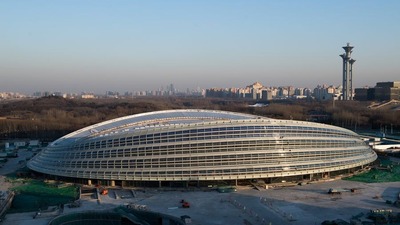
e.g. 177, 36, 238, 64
125, 180, 400, 225
2, 180, 399, 225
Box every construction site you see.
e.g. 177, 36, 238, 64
0, 147, 399, 225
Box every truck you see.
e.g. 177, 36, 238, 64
328, 188, 342, 194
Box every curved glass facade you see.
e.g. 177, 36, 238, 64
27, 109, 377, 181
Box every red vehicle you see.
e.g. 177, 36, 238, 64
182, 202, 190, 208
101, 189, 108, 195
181, 199, 190, 208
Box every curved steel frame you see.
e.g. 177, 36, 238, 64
28, 110, 377, 181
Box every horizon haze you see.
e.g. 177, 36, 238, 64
1, 0, 399, 94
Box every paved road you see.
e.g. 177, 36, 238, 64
0, 149, 35, 191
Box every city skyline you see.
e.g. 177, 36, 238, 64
1, 1, 400, 94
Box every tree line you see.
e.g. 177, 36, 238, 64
0, 96, 398, 141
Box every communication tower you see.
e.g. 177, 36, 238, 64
340, 43, 356, 100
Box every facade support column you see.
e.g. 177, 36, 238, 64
349, 59, 356, 99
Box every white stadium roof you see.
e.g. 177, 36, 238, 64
52, 109, 260, 146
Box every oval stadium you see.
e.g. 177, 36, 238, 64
27, 109, 377, 187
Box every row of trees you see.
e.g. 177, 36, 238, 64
0, 96, 398, 141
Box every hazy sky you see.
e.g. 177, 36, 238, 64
1, 0, 399, 94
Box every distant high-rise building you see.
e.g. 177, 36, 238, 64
261, 89, 272, 100
355, 81, 400, 101
169, 83, 175, 94
340, 43, 356, 100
